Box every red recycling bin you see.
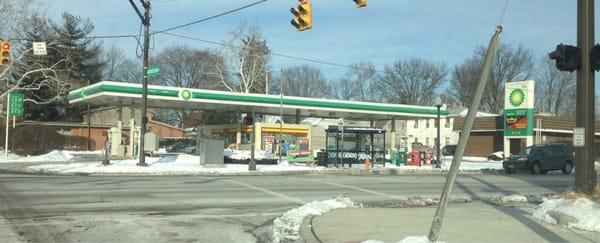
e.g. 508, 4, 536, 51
409, 151, 420, 166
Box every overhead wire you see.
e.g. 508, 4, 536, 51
152, 0, 268, 34
160, 32, 386, 74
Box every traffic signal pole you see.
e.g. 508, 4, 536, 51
575, 0, 597, 195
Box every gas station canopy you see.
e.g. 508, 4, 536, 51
67, 81, 449, 120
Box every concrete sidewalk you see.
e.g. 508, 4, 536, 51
300, 201, 600, 243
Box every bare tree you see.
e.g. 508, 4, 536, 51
275, 65, 331, 98
151, 45, 226, 126
376, 58, 447, 105
101, 45, 125, 81
1, 41, 75, 104
213, 24, 271, 94
451, 44, 533, 113
334, 62, 379, 101
112, 58, 142, 83
535, 57, 576, 117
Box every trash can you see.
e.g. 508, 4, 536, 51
390, 149, 398, 166
316, 151, 328, 166
398, 149, 407, 166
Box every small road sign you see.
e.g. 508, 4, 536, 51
146, 65, 160, 77
573, 127, 585, 147
8, 92, 24, 118
33, 42, 47, 55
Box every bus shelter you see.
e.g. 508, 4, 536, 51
325, 125, 386, 167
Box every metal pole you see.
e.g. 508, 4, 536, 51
87, 80, 91, 151
249, 111, 257, 171
137, 0, 150, 166
575, 0, 597, 195
279, 75, 283, 164
436, 105, 441, 168
428, 26, 502, 242
5, 93, 10, 157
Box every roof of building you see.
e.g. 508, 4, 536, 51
68, 81, 449, 121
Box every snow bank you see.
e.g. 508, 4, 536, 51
384, 160, 502, 171
272, 195, 360, 243
362, 236, 445, 243
532, 197, 600, 232
29, 154, 323, 175
224, 149, 276, 160
0, 150, 73, 163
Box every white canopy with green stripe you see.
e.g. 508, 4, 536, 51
68, 81, 448, 120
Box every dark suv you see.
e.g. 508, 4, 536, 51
503, 143, 574, 175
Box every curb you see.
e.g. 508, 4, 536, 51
1, 163, 505, 177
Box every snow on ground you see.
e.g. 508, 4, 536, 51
362, 236, 445, 243
384, 160, 503, 171
29, 153, 324, 175
0, 150, 74, 163
224, 149, 276, 160
532, 197, 600, 232
272, 195, 360, 243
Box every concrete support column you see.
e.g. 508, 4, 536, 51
255, 123, 262, 150
295, 109, 301, 124
390, 118, 396, 149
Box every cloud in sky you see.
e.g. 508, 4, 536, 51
44, 0, 596, 91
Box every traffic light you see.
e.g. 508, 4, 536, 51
549, 44, 581, 72
291, 0, 312, 31
0, 40, 10, 66
353, 0, 367, 7
590, 44, 600, 71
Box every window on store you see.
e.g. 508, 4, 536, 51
445, 117, 450, 127
414, 120, 419, 128
426, 120, 430, 128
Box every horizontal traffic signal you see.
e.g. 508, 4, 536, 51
549, 44, 581, 72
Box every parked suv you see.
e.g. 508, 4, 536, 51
503, 143, 574, 175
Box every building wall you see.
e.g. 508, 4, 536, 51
71, 127, 107, 150
461, 131, 503, 157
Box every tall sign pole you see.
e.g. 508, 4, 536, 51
575, 0, 597, 195
4, 92, 10, 157
428, 26, 502, 242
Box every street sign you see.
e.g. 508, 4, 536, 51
32, 42, 47, 55
573, 127, 585, 147
146, 65, 160, 77
8, 92, 24, 118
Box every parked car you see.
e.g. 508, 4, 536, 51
441, 145, 457, 156
502, 143, 574, 175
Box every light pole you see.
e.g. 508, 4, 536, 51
435, 97, 442, 168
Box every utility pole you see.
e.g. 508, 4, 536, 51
575, 0, 597, 195
129, 0, 150, 166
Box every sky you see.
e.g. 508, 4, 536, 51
42, 0, 598, 94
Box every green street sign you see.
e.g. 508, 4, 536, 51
146, 65, 160, 77
8, 92, 24, 118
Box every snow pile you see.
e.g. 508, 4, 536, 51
493, 194, 557, 204
29, 154, 323, 175
532, 197, 600, 232
495, 194, 528, 203
62, 150, 103, 155
362, 236, 445, 243
384, 160, 502, 171
0, 150, 73, 163
272, 195, 360, 243
224, 149, 276, 160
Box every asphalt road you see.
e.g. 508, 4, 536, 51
0, 173, 574, 242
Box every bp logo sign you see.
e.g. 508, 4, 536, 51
509, 88, 525, 107
179, 89, 192, 100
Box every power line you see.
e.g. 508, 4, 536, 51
160, 32, 385, 74
7, 34, 140, 42
152, 0, 268, 34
